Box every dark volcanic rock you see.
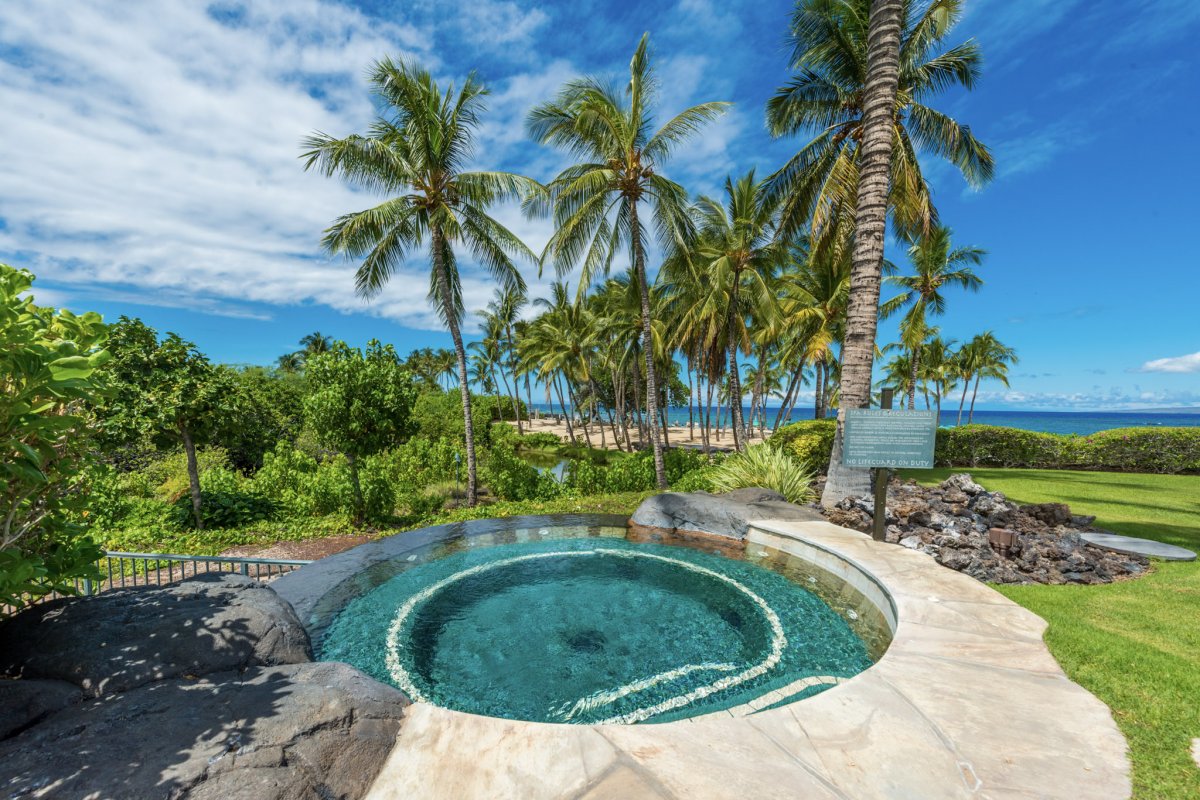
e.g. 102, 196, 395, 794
823, 473, 1148, 585
0, 574, 407, 800
0, 573, 311, 696
0, 662, 408, 800
0, 677, 81, 740
631, 487, 823, 540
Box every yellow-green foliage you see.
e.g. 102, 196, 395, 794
708, 444, 816, 504
769, 419, 837, 472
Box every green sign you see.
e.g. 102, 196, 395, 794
843, 409, 937, 468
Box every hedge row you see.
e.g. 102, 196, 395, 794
769, 421, 1200, 475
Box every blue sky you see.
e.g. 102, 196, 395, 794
1, 0, 1198, 410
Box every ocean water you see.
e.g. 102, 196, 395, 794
528, 404, 1200, 437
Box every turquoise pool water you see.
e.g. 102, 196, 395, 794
320, 529, 874, 724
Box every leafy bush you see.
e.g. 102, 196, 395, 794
483, 442, 562, 502
671, 466, 718, 493
708, 444, 816, 504
412, 390, 497, 447
935, 425, 1200, 474
1, 264, 108, 607
563, 448, 712, 494
169, 465, 279, 530
769, 419, 837, 472
142, 447, 236, 503
515, 432, 563, 449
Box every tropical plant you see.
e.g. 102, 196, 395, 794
679, 170, 784, 451
527, 33, 729, 488
766, 0, 993, 243
708, 443, 816, 504
1, 264, 108, 608
882, 225, 984, 407
302, 58, 539, 506
97, 318, 236, 529
955, 331, 1017, 424
302, 340, 418, 523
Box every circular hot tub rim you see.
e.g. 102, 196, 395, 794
270, 513, 898, 724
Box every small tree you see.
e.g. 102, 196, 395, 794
96, 318, 234, 529
1, 265, 108, 607
303, 341, 418, 524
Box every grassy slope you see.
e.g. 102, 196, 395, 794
900, 468, 1200, 800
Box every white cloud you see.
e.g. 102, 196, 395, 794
0, 0, 572, 333
1138, 351, 1200, 374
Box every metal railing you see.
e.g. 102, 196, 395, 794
4, 551, 313, 616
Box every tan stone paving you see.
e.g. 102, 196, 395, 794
358, 518, 1131, 800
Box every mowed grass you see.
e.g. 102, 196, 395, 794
900, 467, 1200, 799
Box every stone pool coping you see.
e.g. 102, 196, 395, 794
276, 517, 1132, 799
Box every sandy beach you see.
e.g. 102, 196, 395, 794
510, 416, 771, 451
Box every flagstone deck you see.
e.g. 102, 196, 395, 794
356, 518, 1131, 799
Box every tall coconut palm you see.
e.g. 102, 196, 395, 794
689, 170, 785, 451
302, 58, 539, 506
276, 351, 305, 373
766, 0, 993, 245
811, 0, 905, 507
959, 331, 1017, 424
526, 33, 729, 489
920, 333, 957, 418
882, 225, 983, 407
299, 331, 333, 356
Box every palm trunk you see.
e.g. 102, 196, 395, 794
957, 377, 970, 426
701, 374, 713, 455
814, 360, 825, 419
346, 452, 365, 525
180, 424, 203, 530
821, 0, 904, 508
909, 343, 920, 409
553, 375, 577, 445
569, 382, 593, 448
774, 364, 801, 432
629, 197, 666, 488
691, 362, 700, 441
503, 324, 523, 434
968, 375, 981, 424
433, 227, 478, 506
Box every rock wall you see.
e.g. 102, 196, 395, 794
0, 573, 408, 799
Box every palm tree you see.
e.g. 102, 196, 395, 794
804, 0, 904, 506
766, 0, 993, 245
299, 331, 333, 356
302, 58, 538, 506
882, 225, 983, 407
526, 33, 729, 489
276, 351, 305, 373
687, 170, 784, 451
920, 333, 957, 418
487, 286, 528, 433
958, 331, 1017, 424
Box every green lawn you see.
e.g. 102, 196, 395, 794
901, 467, 1200, 799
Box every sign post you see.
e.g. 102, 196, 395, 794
842, 389, 937, 542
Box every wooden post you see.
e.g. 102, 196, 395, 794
872, 388, 893, 541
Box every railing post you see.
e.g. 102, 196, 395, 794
240, 562, 249, 576
82, 578, 94, 597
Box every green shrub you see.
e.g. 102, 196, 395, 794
671, 466, 718, 493
708, 444, 816, 504
562, 448, 713, 495
768, 419, 837, 472
934, 426, 1200, 474
142, 447, 234, 502
412, 390, 496, 447
169, 466, 279, 529
483, 443, 562, 501
934, 425, 1063, 469
515, 432, 563, 449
